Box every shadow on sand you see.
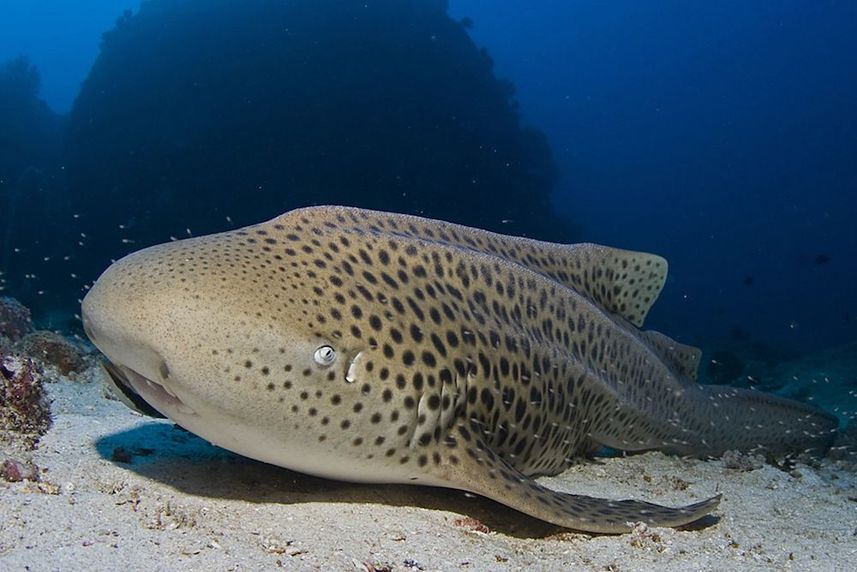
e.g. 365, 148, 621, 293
95, 421, 719, 538
95, 420, 565, 538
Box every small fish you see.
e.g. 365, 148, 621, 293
742, 276, 754, 286
814, 254, 831, 265
82, 206, 838, 533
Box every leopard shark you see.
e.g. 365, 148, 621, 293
81, 206, 838, 533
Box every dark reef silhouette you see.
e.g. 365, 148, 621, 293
0, 56, 65, 318
0, 0, 571, 328
59, 0, 566, 312
0, 57, 60, 187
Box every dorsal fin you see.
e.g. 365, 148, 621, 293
276, 206, 668, 326
641, 330, 702, 381
553, 243, 668, 327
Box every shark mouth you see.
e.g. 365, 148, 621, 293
101, 360, 195, 420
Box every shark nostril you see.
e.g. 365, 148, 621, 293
158, 360, 171, 380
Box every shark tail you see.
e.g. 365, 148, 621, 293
591, 383, 839, 459
670, 385, 840, 457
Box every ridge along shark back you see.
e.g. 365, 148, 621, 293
81, 206, 838, 533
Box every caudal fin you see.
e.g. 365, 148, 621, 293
438, 434, 721, 533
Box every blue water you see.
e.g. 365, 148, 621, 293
1, 0, 855, 359
452, 1, 857, 352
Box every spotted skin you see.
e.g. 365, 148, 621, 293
82, 206, 838, 533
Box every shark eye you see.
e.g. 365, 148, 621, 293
313, 345, 336, 367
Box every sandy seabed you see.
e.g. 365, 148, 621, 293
1, 373, 856, 572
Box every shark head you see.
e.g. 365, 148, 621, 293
81, 217, 395, 482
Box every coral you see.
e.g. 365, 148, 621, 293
17, 330, 88, 376
0, 354, 51, 448
0, 296, 34, 341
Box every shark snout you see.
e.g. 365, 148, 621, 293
83, 256, 201, 420
82, 256, 174, 385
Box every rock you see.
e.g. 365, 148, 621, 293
722, 450, 764, 472
17, 330, 88, 376
0, 297, 34, 341
0, 334, 12, 356
0, 354, 51, 448
1, 458, 39, 482
767, 341, 857, 430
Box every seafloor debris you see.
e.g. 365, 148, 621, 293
0, 296, 34, 341
353, 560, 394, 572
0, 354, 51, 448
453, 516, 491, 534
722, 450, 765, 472
0, 457, 39, 482
18, 330, 88, 376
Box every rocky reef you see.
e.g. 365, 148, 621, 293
0, 297, 92, 484
0, 57, 64, 319
17, 331, 88, 377
0, 296, 34, 342
0, 296, 92, 462
0, 297, 88, 377
0, 354, 50, 450
700, 338, 856, 436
